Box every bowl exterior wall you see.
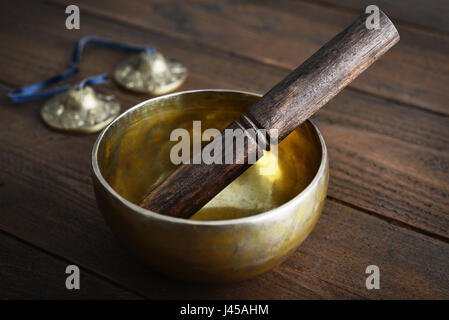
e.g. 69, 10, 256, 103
92, 90, 329, 282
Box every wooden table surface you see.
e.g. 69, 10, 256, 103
0, 0, 448, 299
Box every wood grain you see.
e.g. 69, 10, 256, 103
316, 90, 449, 239
313, 0, 449, 33
1, 130, 447, 298
0, 0, 448, 299
1, 0, 447, 238
0, 231, 140, 299
52, 0, 449, 115
246, 10, 398, 141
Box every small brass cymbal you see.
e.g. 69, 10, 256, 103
114, 51, 187, 95
41, 86, 120, 134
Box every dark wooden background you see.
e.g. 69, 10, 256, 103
0, 0, 448, 299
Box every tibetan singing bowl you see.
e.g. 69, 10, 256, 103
92, 90, 329, 282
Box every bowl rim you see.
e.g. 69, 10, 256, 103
92, 89, 328, 226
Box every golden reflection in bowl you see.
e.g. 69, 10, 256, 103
99, 92, 320, 221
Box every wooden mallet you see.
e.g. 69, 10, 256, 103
139, 10, 399, 218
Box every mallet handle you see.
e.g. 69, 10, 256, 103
139, 10, 399, 218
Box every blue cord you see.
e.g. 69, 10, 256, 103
77, 73, 108, 90
8, 37, 154, 103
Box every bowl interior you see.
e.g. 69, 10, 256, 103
96, 91, 322, 221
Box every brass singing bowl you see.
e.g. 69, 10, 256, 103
92, 90, 328, 282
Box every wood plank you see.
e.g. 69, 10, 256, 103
313, 0, 449, 33
285, 200, 449, 299
1, 129, 448, 298
0, 97, 355, 299
316, 90, 449, 239
1, 0, 448, 238
51, 0, 449, 115
0, 231, 140, 299
0, 1, 448, 298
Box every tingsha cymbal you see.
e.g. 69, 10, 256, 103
114, 51, 187, 95
41, 86, 120, 133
